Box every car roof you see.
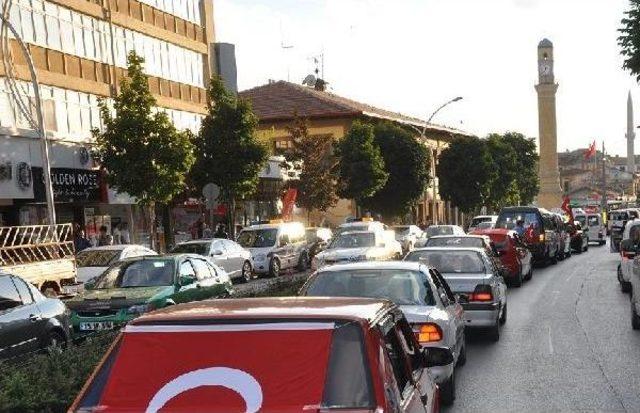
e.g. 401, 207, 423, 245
119, 253, 199, 262
473, 228, 513, 236
79, 245, 148, 252
131, 297, 397, 325
411, 246, 487, 254
429, 234, 485, 239
338, 230, 375, 236
317, 261, 425, 272
175, 239, 221, 245
500, 206, 550, 214
242, 222, 303, 230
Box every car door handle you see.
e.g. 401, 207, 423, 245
29, 314, 41, 322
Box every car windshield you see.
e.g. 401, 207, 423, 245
304, 269, 436, 306
335, 225, 369, 237
76, 250, 121, 267
496, 211, 541, 230
393, 226, 411, 235
328, 232, 375, 249
609, 211, 628, 221
93, 259, 175, 289
587, 216, 600, 226
405, 250, 485, 273
576, 215, 587, 227
476, 221, 494, 230
426, 237, 484, 249
470, 217, 492, 227
426, 226, 453, 237
237, 229, 278, 248
170, 242, 209, 255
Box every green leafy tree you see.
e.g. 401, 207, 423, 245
619, 1, 640, 81
283, 116, 339, 220
191, 76, 268, 237
336, 121, 388, 203
94, 52, 194, 249
362, 122, 431, 219
501, 132, 539, 205
437, 135, 493, 213
485, 134, 518, 211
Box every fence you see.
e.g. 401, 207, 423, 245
0, 224, 75, 266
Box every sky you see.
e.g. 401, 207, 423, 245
214, 0, 639, 156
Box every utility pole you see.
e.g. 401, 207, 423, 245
601, 142, 607, 211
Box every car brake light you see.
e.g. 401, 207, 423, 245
470, 285, 493, 302
413, 323, 443, 343
539, 233, 545, 242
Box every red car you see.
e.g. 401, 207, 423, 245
474, 229, 533, 287
70, 297, 453, 413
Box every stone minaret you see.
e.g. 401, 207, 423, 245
627, 91, 636, 174
535, 39, 563, 208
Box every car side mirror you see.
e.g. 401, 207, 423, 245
211, 249, 223, 256
422, 347, 454, 368
455, 293, 469, 304
179, 275, 196, 286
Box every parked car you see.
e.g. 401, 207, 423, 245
468, 215, 498, 233
575, 213, 606, 246
237, 221, 308, 277
551, 213, 570, 261
609, 209, 636, 252
312, 230, 402, 270
334, 218, 387, 237
66, 254, 232, 334
0, 273, 71, 359
405, 247, 507, 341
568, 221, 589, 253
170, 239, 254, 282
76, 245, 157, 284
69, 297, 453, 413
496, 206, 560, 265
392, 225, 424, 253
627, 247, 640, 329
475, 229, 533, 287
305, 227, 333, 262
415, 225, 466, 247
300, 261, 465, 405
617, 219, 640, 293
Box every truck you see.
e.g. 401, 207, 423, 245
0, 223, 79, 296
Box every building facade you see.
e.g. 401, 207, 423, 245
0, 0, 214, 245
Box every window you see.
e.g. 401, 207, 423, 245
179, 260, 196, 278
395, 318, 424, 373
13, 277, 34, 305
191, 258, 212, 280
45, 2, 61, 50
0, 276, 22, 311
381, 325, 411, 396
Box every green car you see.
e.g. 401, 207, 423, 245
66, 254, 233, 334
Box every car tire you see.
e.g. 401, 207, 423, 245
440, 371, 456, 406
584, 243, 589, 252
269, 258, 281, 278
512, 271, 523, 288
297, 252, 309, 272
550, 252, 558, 265
241, 260, 253, 283
457, 337, 467, 367
524, 266, 533, 281
622, 280, 632, 293
499, 303, 507, 325
488, 318, 500, 342
599, 241, 606, 246
632, 301, 640, 330
618, 264, 623, 284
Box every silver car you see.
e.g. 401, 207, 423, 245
170, 239, 253, 282
299, 261, 465, 406
405, 247, 507, 341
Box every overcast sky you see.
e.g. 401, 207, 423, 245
215, 0, 638, 156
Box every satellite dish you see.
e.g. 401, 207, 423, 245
302, 74, 316, 86
202, 183, 220, 209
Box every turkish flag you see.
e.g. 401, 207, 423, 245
584, 140, 596, 160
94, 325, 334, 412
561, 196, 574, 222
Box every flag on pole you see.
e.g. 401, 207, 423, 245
584, 140, 596, 160
561, 196, 574, 222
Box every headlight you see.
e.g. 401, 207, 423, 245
254, 254, 266, 262
127, 303, 154, 315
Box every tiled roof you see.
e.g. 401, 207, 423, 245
239, 81, 471, 136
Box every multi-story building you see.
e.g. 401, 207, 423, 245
0, 0, 214, 244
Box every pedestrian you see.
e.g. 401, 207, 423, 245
98, 225, 113, 246
514, 219, 526, 237
214, 223, 229, 239
74, 229, 91, 252
203, 224, 213, 239
120, 222, 131, 244
112, 223, 122, 244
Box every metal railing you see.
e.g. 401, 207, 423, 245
0, 224, 75, 266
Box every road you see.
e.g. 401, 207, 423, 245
446, 243, 640, 413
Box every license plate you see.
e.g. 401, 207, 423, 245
62, 285, 80, 295
79, 321, 115, 331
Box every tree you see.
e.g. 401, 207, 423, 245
619, 1, 640, 81
283, 116, 339, 220
437, 135, 493, 213
94, 52, 195, 250
362, 122, 431, 219
191, 76, 268, 237
336, 121, 388, 204
501, 132, 539, 205
485, 134, 518, 211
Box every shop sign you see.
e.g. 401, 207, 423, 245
50, 168, 102, 202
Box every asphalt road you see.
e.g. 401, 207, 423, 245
446, 242, 640, 413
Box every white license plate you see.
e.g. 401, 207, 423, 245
79, 321, 115, 331
62, 285, 80, 295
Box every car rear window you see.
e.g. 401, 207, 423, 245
73, 321, 374, 412
425, 237, 484, 249
496, 211, 541, 230
405, 250, 485, 273
170, 243, 209, 255
426, 226, 454, 237
76, 250, 121, 267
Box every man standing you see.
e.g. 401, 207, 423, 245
214, 223, 229, 239
514, 219, 526, 237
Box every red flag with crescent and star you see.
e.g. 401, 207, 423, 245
561, 196, 574, 223
584, 140, 596, 160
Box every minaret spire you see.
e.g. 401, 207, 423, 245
627, 91, 636, 174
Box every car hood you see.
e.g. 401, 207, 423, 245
66, 286, 174, 310
316, 247, 372, 260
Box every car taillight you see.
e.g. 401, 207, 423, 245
469, 285, 493, 302
413, 323, 443, 344
539, 233, 545, 242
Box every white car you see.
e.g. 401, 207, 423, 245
415, 225, 466, 247
575, 213, 606, 246
170, 238, 254, 282
76, 245, 157, 283
392, 224, 424, 253
334, 219, 387, 237
312, 230, 402, 270
618, 219, 640, 293
468, 215, 498, 233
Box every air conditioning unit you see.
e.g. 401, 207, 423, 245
0, 162, 12, 181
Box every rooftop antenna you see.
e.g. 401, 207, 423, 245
280, 21, 293, 81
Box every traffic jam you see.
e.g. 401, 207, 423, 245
0, 206, 606, 412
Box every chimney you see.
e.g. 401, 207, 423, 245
314, 78, 327, 92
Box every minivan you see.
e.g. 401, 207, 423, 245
575, 213, 605, 246
495, 206, 560, 264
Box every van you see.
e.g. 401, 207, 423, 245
237, 221, 308, 277
609, 209, 637, 252
334, 219, 387, 237
574, 213, 605, 246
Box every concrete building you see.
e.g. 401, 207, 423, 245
239, 80, 472, 226
0, 0, 215, 245
535, 38, 563, 209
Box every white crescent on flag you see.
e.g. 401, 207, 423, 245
145, 367, 263, 413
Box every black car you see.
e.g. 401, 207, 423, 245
496, 206, 561, 265
0, 273, 71, 359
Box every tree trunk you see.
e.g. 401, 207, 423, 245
148, 202, 156, 251
161, 203, 174, 250
229, 194, 237, 239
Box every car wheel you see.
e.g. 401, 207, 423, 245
617, 265, 623, 284
632, 301, 640, 330
550, 252, 558, 265
457, 336, 467, 367
269, 258, 281, 278
241, 260, 253, 283
622, 280, 632, 293
297, 252, 309, 272
512, 271, 523, 288
440, 371, 456, 406
488, 318, 500, 342
599, 240, 606, 246
584, 243, 589, 252
524, 266, 533, 281
499, 303, 508, 325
